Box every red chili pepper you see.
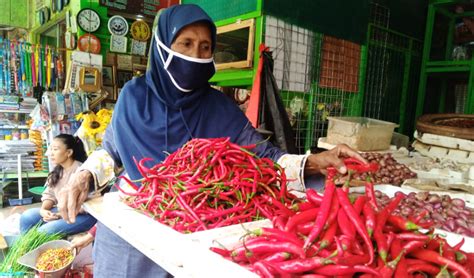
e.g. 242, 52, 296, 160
334, 253, 371, 266
352, 195, 367, 215
271, 256, 333, 274
412, 210, 428, 223
378, 250, 404, 278
324, 194, 340, 229
261, 252, 292, 263
317, 220, 338, 251
210, 247, 230, 257
401, 240, 425, 254
387, 215, 420, 231
252, 227, 303, 247
306, 189, 323, 206
405, 258, 426, 265
406, 263, 440, 275
453, 237, 465, 251
390, 238, 409, 278
410, 249, 471, 278
295, 222, 314, 235
337, 208, 355, 239
253, 261, 275, 278
440, 240, 456, 262
285, 208, 319, 232
343, 158, 379, 173
335, 188, 374, 265
271, 215, 287, 231
455, 251, 467, 264
374, 208, 389, 263
386, 193, 404, 213
312, 264, 380, 276
396, 232, 431, 242
232, 241, 305, 260
350, 239, 366, 256
260, 195, 295, 217
292, 201, 316, 212
303, 181, 336, 250
362, 202, 376, 237
364, 180, 379, 210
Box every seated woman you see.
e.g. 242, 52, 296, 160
20, 134, 97, 235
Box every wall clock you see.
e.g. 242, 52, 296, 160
78, 34, 101, 54
38, 7, 51, 25
131, 20, 151, 41
77, 8, 101, 33
110, 35, 128, 53
131, 39, 147, 56
108, 15, 129, 36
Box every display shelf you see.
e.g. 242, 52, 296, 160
0, 109, 33, 114
416, 0, 474, 116
0, 125, 28, 129
2, 171, 48, 180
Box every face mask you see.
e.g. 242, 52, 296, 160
155, 34, 215, 92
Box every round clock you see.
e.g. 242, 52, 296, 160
77, 8, 101, 33
108, 15, 129, 36
78, 34, 101, 54
56, 0, 64, 12
131, 20, 151, 41
38, 7, 51, 25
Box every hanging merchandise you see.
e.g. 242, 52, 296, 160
131, 20, 151, 41
110, 35, 127, 53
0, 40, 64, 98
64, 31, 77, 50
77, 34, 101, 54
131, 39, 147, 56
246, 44, 297, 153
37, 7, 51, 25
108, 15, 129, 36
109, 15, 129, 54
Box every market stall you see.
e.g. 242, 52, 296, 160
79, 135, 474, 277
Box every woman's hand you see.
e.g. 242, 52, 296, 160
39, 208, 59, 222
70, 232, 94, 254
305, 144, 366, 175
57, 170, 92, 224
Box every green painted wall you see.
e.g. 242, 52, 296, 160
0, 0, 30, 28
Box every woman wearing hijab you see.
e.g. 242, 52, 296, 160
58, 4, 363, 277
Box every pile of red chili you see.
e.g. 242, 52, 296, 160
36, 248, 73, 271
119, 137, 300, 233
212, 159, 474, 277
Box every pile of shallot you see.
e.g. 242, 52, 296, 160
375, 190, 474, 237
351, 152, 417, 185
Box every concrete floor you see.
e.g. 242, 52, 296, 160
0, 202, 41, 222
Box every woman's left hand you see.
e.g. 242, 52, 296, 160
304, 144, 366, 176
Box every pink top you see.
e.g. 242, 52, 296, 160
41, 160, 82, 205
